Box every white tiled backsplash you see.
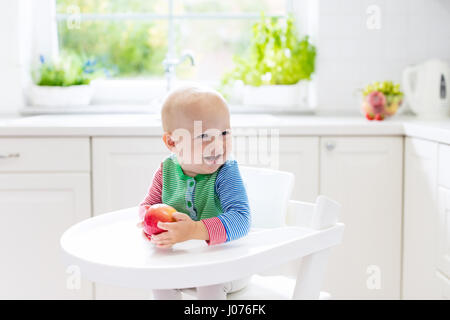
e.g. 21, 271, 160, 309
315, 0, 450, 115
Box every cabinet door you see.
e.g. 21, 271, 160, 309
403, 137, 441, 299
233, 135, 319, 202
437, 143, 450, 280
0, 173, 92, 299
92, 137, 169, 299
437, 187, 450, 279
320, 136, 403, 299
93, 137, 169, 216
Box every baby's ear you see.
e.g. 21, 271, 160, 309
162, 132, 176, 149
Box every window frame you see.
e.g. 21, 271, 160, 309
31, 0, 317, 114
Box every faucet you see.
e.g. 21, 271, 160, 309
163, 51, 195, 92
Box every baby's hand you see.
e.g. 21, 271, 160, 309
151, 212, 198, 249
136, 221, 152, 241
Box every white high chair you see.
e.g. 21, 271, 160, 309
60, 166, 344, 300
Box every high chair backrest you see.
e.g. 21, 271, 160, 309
286, 196, 341, 230
239, 166, 295, 228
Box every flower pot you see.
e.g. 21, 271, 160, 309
28, 84, 93, 107
243, 82, 308, 108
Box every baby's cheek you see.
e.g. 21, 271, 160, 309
225, 138, 232, 155
190, 141, 203, 164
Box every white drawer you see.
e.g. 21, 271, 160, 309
0, 138, 90, 172
438, 143, 450, 189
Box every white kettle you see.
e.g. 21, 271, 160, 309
402, 59, 450, 119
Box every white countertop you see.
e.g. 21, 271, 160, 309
1, 113, 450, 145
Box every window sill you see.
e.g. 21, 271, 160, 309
21, 76, 316, 116
19, 104, 159, 116
19, 103, 316, 116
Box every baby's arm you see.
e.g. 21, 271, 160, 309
138, 162, 209, 247
201, 161, 251, 246
138, 163, 163, 220
152, 211, 210, 248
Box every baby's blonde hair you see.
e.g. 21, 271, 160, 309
161, 85, 228, 132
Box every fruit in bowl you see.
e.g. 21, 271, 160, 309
361, 81, 403, 121
142, 204, 177, 238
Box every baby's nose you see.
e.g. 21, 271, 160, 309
206, 142, 224, 155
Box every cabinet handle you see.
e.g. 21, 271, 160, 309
325, 141, 336, 151
0, 153, 20, 159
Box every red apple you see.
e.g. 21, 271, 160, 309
367, 91, 386, 110
143, 204, 177, 237
366, 112, 375, 120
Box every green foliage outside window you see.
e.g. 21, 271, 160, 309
57, 0, 167, 78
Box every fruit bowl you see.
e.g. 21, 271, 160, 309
361, 81, 403, 121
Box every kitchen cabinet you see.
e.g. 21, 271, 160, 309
0, 138, 92, 299
93, 136, 319, 213
3, 133, 441, 300
233, 135, 319, 202
403, 137, 441, 299
437, 144, 450, 281
92, 135, 406, 300
92, 137, 168, 299
437, 187, 450, 279
319, 136, 403, 299
402, 139, 450, 300
92, 137, 168, 216
2, 116, 450, 300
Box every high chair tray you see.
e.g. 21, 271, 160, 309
60, 206, 344, 290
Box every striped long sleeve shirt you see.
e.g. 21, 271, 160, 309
139, 154, 251, 245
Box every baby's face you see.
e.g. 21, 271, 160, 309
164, 96, 232, 176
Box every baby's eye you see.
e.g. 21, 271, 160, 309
222, 130, 230, 136
197, 133, 208, 140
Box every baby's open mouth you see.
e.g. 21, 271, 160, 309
203, 154, 222, 164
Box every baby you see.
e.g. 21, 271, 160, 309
137, 85, 251, 300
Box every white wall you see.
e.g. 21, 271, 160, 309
0, 0, 56, 115
0, 0, 28, 114
315, 0, 450, 115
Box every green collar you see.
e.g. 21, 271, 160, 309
173, 156, 211, 181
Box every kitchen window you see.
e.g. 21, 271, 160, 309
31, 0, 314, 113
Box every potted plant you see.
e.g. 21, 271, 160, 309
220, 14, 316, 108
361, 81, 404, 121
29, 51, 98, 107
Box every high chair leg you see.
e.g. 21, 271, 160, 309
292, 248, 331, 299
196, 283, 227, 300
152, 288, 182, 300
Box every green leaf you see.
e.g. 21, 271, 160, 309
221, 13, 316, 87
32, 50, 100, 86
362, 80, 404, 97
